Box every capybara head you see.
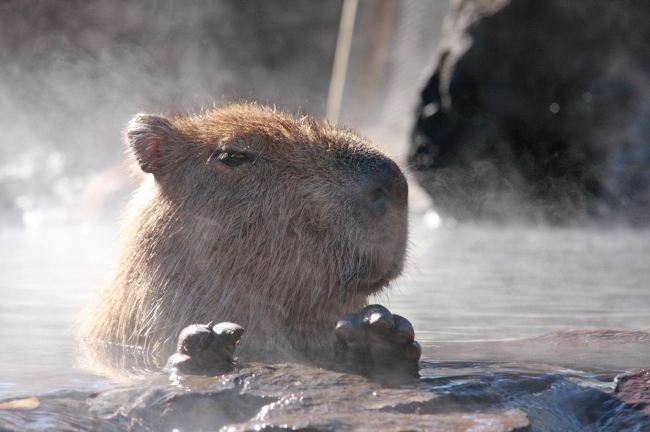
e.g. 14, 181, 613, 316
80, 103, 408, 371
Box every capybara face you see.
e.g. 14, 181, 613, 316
81, 103, 408, 370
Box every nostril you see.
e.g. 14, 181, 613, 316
366, 185, 385, 203
347, 153, 407, 217
361, 183, 388, 218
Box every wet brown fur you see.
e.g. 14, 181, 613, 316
80, 103, 408, 372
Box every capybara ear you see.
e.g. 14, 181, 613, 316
125, 114, 175, 176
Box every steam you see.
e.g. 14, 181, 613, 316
0, 1, 342, 226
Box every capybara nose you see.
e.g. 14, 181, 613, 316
354, 156, 407, 218
359, 178, 392, 218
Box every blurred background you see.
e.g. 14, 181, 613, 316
1, 0, 650, 397
0, 0, 445, 227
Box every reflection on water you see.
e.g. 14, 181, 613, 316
1, 217, 650, 396
0, 226, 118, 397
383, 218, 650, 369
385, 219, 650, 338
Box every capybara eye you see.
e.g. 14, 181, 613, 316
214, 151, 251, 167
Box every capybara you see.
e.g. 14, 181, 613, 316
80, 103, 409, 372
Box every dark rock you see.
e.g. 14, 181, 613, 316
616, 370, 650, 416
521, 381, 650, 431
409, 0, 650, 224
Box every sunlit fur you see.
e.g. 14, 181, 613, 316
80, 103, 408, 372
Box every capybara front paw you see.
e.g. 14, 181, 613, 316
335, 304, 421, 382
166, 322, 244, 376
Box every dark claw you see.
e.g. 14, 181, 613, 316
167, 322, 245, 376
335, 304, 421, 384
406, 340, 422, 360
393, 315, 415, 344
335, 313, 371, 370
363, 305, 394, 330
335, 313, 364, 340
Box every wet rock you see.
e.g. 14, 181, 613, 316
89, 386, 273, 432
228, 408, 530, 432
7, 360, 649, 431
616, 370, 650, 416
82, 363, 522, 431
4, 362, 650, 430
202, 362, 437, 413
420, 368, 649, 430
520, 381, 650, 431
409, 0, 650, 224
103, 364, 528, 432
0, 363, 530, 431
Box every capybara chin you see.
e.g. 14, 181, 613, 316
80, 103, 408, 372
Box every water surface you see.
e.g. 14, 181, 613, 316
1, 217, 649, 397
387, 219, 650, 340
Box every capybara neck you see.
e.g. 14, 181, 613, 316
80, 103, 408, 372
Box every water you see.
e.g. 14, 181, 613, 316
0, 226, 119, 397
383, 219, 650, 370
1, 216, 649, 399
1, 217, 650, 431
